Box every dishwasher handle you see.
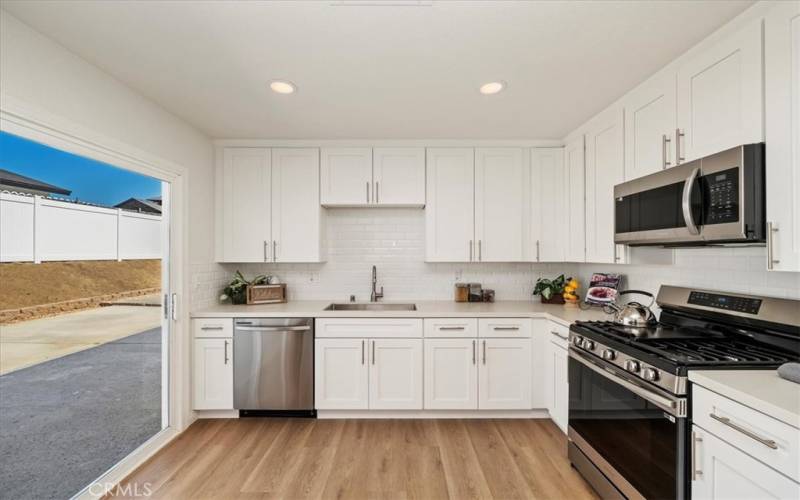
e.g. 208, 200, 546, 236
234, 325, 311, 332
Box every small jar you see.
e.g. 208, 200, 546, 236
468, 283, 483, 302
455, 283, 469, 303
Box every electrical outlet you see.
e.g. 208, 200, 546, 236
454, 269, 463, 281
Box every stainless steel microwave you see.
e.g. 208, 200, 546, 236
614, 144, 765, 246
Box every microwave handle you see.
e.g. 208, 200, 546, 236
681, 167, 701, 235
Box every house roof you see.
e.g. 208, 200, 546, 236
114, 197, 162, 214
0, 168, 72, 195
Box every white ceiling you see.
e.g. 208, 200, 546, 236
2, 0, 754, 140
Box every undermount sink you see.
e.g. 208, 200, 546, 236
324, 303, 417, 311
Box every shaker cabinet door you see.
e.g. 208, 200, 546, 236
425, 148, 475, 262
271, 148, 323, 263
193, 338, 233, 410
368, 339, 423, 410
373, 147, 426, 206
478, 338, 532, 410
424, 338, 478, 410
474, 148, 527, 262
219, 148, 271, 262
320, 147, 373, 206
624, 73, 677, 180
314, 339, 369, 410
531, 148, 565, 262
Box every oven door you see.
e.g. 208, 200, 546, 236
568, 349, 688, 500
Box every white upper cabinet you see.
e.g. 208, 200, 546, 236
474, 148, 527, 262
765, 1, 800, 272
564, 136, 586, 263
271, 148, 323, 263
425, 148, 475, 262
372, 147, 426, 206
585, 107, 625, 264
676, 18, 764, 163
219, 148, 271, 263
530, 148, 565, 262
624, 73, 677, 179
320, 147, 373, 206
217, 147, 323, 263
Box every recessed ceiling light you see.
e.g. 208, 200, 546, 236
479, 81, 506, 95
270, 80, 296, 94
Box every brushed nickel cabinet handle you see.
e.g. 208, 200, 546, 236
201, 326, 224, 331
692, 431, 702, 480
263, 240, 268, 262
675, 128, 685, 164
273, 240, 277, 262
372, 340, 376, 365
550, 330, 568, 340
469, 240, 473, 262
439, 326, 465, 331
375, 181, 379, 204
366, 181, 370, 203
361, 340, 365, 365
482, 340, 486, 365
662, 134, 672, 169
472, 340, 476, 364
478, 240, 482, 261
767, 222, 780, 269
536, 240, 540, 262
493, 326, 520, 331
709, 414, 778, 450
223, 340, 229, 364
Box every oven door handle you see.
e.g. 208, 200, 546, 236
569, 349, 686, 418
681, 166, 701, 235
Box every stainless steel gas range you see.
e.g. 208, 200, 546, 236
567, 285, 800, 500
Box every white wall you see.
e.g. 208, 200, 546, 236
0, 10, 219, 308
219, 208, 568, 302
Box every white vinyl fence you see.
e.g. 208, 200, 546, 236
0, 191, 162, 263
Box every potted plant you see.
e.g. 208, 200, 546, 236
220, 270, 267, 305
533, 274, 569, 304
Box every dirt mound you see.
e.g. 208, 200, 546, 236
0, 260, 162, 310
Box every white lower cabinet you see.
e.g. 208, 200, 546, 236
315, 338, 422, 410
478, 338, 532, 410
368, 339, 423, 410
193, 337, 233, 410
691, 427, 800, 500
546, 322, 569, 433
424, 338, 478, 410
314, 338, 369, 410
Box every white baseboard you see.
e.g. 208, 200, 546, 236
195, 409, 239, 419
317, 409, 550, 419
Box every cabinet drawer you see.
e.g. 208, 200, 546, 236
478, 318, 531, 338
193, 318, 233, 338
315, 318, 422, 338
424, 318, 478, 338
547, 322, 570, 349
693, 384, 799, 482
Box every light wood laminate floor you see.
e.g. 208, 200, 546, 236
112, 418, 598, 499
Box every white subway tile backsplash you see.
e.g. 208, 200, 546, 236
190, 210, 799, 311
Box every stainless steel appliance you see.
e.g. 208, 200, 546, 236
614, 144, 765, 246
568, 286, 799, 499
234, 318, 314, 416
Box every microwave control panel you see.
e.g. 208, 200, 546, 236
704, 167, 739, 225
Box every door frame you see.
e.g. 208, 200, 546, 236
0, 94, 190, 499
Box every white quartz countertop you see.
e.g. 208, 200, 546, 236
689, 370, 800, 428
191, 300, 611, 326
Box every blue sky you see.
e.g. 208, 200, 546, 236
0, 131, 162, 206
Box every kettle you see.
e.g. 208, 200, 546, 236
604, 290, 657, 328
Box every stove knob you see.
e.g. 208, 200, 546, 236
583, 340, 596, 351
602, 349, 617, 361
642, 367, 660, 382
572, 336, 584, 348
625, 360, 640, 373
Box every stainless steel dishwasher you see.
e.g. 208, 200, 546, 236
233, 318, 314, 416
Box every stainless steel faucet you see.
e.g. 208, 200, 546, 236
370, 265, 384, 302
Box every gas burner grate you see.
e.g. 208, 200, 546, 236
636, 339, 796, 365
